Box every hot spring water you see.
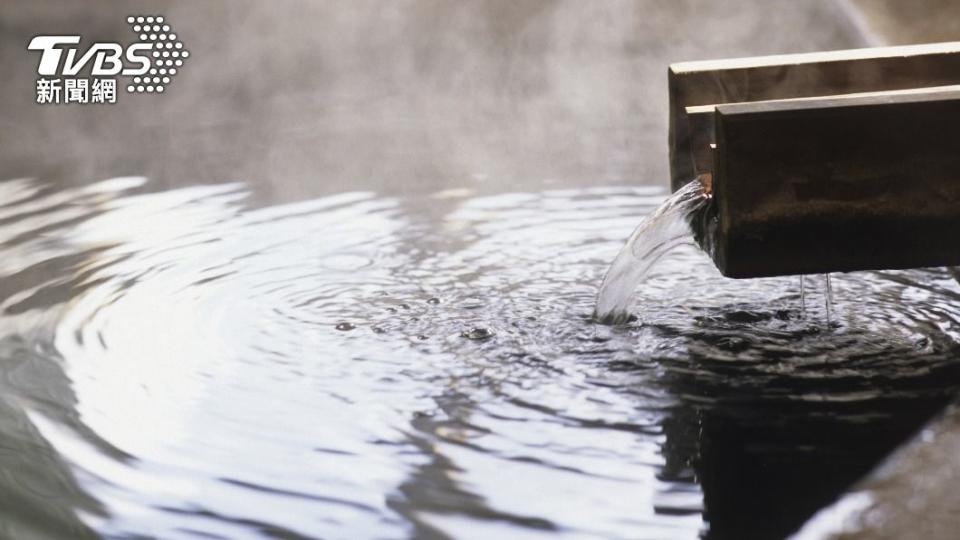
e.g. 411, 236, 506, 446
594, 180, 708, 324
594, 179, 839, 326
0, 176, 957, 539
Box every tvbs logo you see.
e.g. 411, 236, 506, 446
28, 15, 189, 104
29, 36, 152, 77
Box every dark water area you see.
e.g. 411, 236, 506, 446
0, 176, 958, 539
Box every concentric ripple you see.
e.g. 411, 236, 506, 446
0, 176, 957, 539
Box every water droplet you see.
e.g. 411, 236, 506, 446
335, 322, 356, 331
462, 298, 484, 310
427, 297, 440, 305
461, 327, 493, 340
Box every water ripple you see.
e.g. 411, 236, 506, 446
0, 177, 956, 538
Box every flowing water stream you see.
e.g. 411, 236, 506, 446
594, 180, 708, 324
0, 176, 959, 539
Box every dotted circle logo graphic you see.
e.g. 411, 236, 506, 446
125, 15, 188, 93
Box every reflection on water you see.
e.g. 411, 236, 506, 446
0, 177, 958, 539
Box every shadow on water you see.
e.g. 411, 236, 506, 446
649, 311, 960, 539
0, 176, 957, 538
0, 337, 103, 540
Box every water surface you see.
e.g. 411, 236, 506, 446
0, 177, 958, 539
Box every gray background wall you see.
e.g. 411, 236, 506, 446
2, 0, 917, 204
